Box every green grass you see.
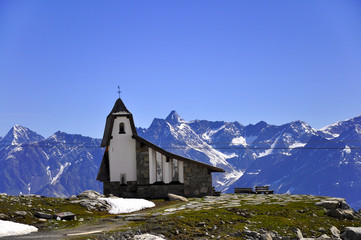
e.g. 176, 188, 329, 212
136, 197, 361, 239
1, 194, 361, 239
0, 195, 110, 230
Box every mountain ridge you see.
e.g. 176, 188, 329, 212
1, 113, 361, 209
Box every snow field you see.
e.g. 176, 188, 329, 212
100, 197, 155, 214
0, 220, 38, 237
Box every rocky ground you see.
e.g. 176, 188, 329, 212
1, 192, 361, 239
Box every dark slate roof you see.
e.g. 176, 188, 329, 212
133, 135, 225, 173
100, 98, 137, 147
96, 148, 110, 182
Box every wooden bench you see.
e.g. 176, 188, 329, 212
234, 188, 255, 194
255, 186, 274, 194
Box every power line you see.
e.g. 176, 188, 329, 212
0, 143, 360, 150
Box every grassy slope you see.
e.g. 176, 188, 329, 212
1, 194, 361, 239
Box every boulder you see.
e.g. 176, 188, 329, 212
167, 193, 188, 202
73, 198, 112, 212
315, 201, 340, 210
340, 227, 361, 240
260, 233, 273, 240
326, 209, 360, 220
294, 228, 303, 239
14, 211, 27, 216
34, 212, 54, 219
315, 234, 331, 239
54, 212, 76, 220
77, 190, 105, 199
330, 226, 340, 238
0, 213, 9, 220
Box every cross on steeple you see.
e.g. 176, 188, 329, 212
117, 86, 121, 99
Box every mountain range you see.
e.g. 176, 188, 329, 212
1, 112, 360, 209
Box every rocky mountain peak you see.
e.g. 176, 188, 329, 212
1, 124, 44, 145
165, 110, 184, 125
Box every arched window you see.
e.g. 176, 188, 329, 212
119, 122, 125, 134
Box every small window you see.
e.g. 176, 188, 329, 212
119, 123, 125, 134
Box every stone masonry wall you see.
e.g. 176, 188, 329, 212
136, 141, 149, 185
183, 161, 213, 197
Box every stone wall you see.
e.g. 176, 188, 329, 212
102, 181, 184, 199
183, 161, 213, 197
136, 141, 149, 185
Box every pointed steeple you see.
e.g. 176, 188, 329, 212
100, 98, 137, 147
111, 98, 130, 114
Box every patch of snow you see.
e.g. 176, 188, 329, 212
225, 152, 238, 159
99, 198, 155, 214
0, 220, 38, 237
230, 136, 247, 146
217, 169, 244, 189
258, 149, 272, 158
289, 142, 306, 149
178, 123, 187, 130
51, 162, 71, 185
46, 166, 52, 179
343, 145, 351, 154
258, 136, 281, 157
201, 126, 225, 141
246, 169, 261, 175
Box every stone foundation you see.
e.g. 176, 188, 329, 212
103, 181, 184, 199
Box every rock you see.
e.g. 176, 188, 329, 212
197, 222, 206, 227
315, 234, 331, 239
54, 212, 76, 220
260, 233, 273, 240
34, 212, 54, 219
242, 229, 259, 238
0, 213, 9, 220
124, 216, 146, 221
167, 193, 188, 202
76, 198, 112, 211
315, 201, 340, 210
77, 190, 105, 199
14, 211, 27, 216
134, 234, 165, 240
340, 227, 361, 240
326, 208, 360, 220
294, 228, 303, 239
0, 193, 7, 196
230, 231, 242, 237
330, 226, 340, 238
67, 195, 77, 200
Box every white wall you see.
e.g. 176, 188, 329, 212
148, 148, 184, 184
108, 115, 137, 182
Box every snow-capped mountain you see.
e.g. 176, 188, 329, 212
0, 126, 103, 197
1, 113, 360, 209
138, 112, 361, 209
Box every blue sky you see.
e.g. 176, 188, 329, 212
1, 0, 361, 138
